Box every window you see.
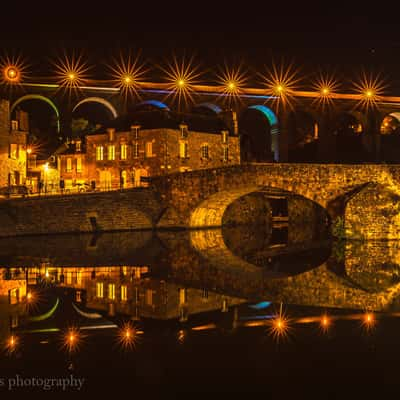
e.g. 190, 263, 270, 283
201, 144, 209, 159
121, 285, 128, 301
222, 130, 228, 144
179, 141, 188, 158
76, 157, 82, 173
145, 142, 153, 157
108, 283, 116, 300
11, 120, 18, 131
9, 144, 18, 159
9, 288, 19, 305
145, 289, 153, 305
108, 128, 115, 141
223, 147, 229, 162
66, 158, 72, 172
76, 291, 82, 302
96, 282, 104, 298
96, 146, 104, 161
133, 142, 139, 158
120, 144, 128, 160
179, 288, 187, 305
108, 145, 115, 160
76, 141, 81, 152
180, 123, 188, 138
131, 125, 140, 139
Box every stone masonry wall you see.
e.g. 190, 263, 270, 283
0, 188, 162, 237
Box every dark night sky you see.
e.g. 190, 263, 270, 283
2, 5, 400, 91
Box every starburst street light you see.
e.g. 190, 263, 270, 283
261, 61, 301, 110
216, 63, 248, 106
53, 52, 90, 89
159, 55, 202, 112
108, 51, 148, 100
0, 54, 27, 86
116, 322, 142, 351
352, 71, 386, 109
312, 74, 339, 108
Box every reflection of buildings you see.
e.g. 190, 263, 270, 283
0, 268, 27, 343
0, 99, 28, 188
58, 110, 240, 191
21, 265, 245, 322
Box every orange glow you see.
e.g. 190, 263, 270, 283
320, 314, 331, 333
352, 71, 387, 109
216, 63, 248, 105
159, 54, 202, 111
116, 322, 142, 351
0, 54, 27, 86
62, 328, 81, 353
108, 51, 147, 101
261, 61, 301, 110
5, 335, 18, 354
53, 51, 90, 89
268, 314, 291, 343
361, 312, 376, 332
27, 147, 32, 155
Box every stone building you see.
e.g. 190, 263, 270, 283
0, 99, 28, 188
79, 109, 240, 190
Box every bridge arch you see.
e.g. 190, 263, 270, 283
192, 102, 222, 114
287, 108, 321, 162
239, 104, 279, 162
379, 112, 400, 163
11, 94, 61, 133
134, 99, 170, 111
72, 97, 118, 119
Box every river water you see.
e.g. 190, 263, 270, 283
0, 224, 400, 396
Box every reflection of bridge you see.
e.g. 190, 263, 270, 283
9, 81, 400, 163
2, 231, 400, 312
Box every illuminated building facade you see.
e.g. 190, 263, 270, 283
0, 99, 28, 188
82, 109, 240, 190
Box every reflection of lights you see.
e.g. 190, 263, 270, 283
5, 335, 18, 354
27, 147, 32, 155
362, 312, 375, 331
62, 327, 81, 353
45, 268, 50, 278
116, 322, 142, 351
320, 314, 331, 333
177, 329, 187, 344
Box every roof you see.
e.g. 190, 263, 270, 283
88, 109, 232, 136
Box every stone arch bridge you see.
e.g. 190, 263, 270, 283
151, 162, 400, 240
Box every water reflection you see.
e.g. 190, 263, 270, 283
2, 225, 400, 357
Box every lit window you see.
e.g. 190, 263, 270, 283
66, 158, 72, 172
11, 120, 18, 131
179, 141, 188, 158
108, 129, 115, 141
223, 147, 229, 162
9, 288, 20, 305
221, 130, 228, 144
108, 283, 116, 300
120, 144, 128, 160
96, 282, 104, 298
108, 145, 115, 160
76, 157, 82, 173
121, 285, 128, 301
76, 291, 82, 302
9, 143, 18, 159
133, 142, 139, 158
76, 141, 81, 152
201, 144, 209, 159
145, 142, 153, 157
179, 288, 187, 305
96, 146, 104, 161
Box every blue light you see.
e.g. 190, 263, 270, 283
248, 105, 278, 126
248, 301, 272, 310
195, 102, 222, 114
135, 99, 170, 110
